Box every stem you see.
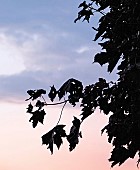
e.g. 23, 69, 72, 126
44, 100, 69, 106
56, 101, 67, 126
41, 94, 69, 106
41, 95, 47, 104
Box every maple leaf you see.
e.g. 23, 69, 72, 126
42, 129, 54, 154
26, 103, 33, 113
67, 117, 81, 151
58, 78, 83, 106
78, 1, 88, 9
54, 125, 66, 137
53, 133, 63, 150
25, 90, 35, 101
42, 125, 66, 154
29, 109, 46, 128
35, 100, 45, 110
26, 89, 46, 101
109, 146, 129, 167
74, 1, 93, 23
48, 85, 57, 102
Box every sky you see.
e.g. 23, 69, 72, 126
0, 0, 138, 170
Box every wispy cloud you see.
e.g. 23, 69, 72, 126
0, 31, 25, 75
0, 25, 118, 102
76, 46, 91, 54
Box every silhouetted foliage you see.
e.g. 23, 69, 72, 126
67, 117, 82, 151
42, 125, 66, 154
26, 0, 140, 167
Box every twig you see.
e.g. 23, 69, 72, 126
44, 100, 69, 106
41, 95, 47, 104
56, 101, 67, 126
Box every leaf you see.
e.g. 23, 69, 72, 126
42, 125, 66, 154
137, 152, 140, 168
94, 52, 109, 66
94, 52, 120, 73
74, 1, 93, 23
94, 27, 105, 41
78, 1, 88, 9
72, 116, 81, 128
27, 90, 35, 96
79, 131, 82, 138
98, 97, 110, 115
108, 55, 120, 73
67, 117, 81, 151
128, 142, 137, 158
29, 109, 46, 128
80, 84, 100, 121
37, 89, 46, 94
95, 78, 109, 89
93, 13, 111, 41
83, 10, 93, 22
48, 85, 57, 102
81, 107, 94, 121
109, 147, 129, 167
25, 90, 35, 101
26, 89, 46, 101
101, 125, 108, 135
32, 89, 46, 100
26, 103, 33, 113
53, 133, 63, 150
53, 125, 66, 149
54, 125, 66, 137
58, 78, 83, 103
58, 79, 71, 99
42, 129, 54, 154
35, 100, 44, 110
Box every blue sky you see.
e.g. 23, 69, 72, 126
0, 0, 118, 102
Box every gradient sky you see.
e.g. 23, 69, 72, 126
0, 1, 138, 170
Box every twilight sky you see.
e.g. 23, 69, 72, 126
0, 1, 138, 170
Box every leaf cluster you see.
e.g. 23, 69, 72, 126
26, 79, 83, 153
41, 117, 82, 154
26, 74, 140, 166
26, 101, 46, 128
48, 78, 83, 106
74, 0, 140, 166
76, 0, 140, 73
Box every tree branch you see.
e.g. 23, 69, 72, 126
44, 100, 69, 106
56, 100, 67, 126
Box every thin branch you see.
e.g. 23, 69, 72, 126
41, 94, 69, 106
41, 95, 47, 104
56, 101, 67, 126
44, 100, 69, 106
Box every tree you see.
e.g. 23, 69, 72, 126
25, 0, 140, 167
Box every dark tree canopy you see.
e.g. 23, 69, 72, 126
26, 0, 140, 168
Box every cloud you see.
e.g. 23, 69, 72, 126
0, 32, 25, 75
0, 25, 118, 103
0, 24, 95, 73
0, 28, 51, 75
0, 28, 63, 74
76, 46, 91, 54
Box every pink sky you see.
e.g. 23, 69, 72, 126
0, 102, 138, 170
